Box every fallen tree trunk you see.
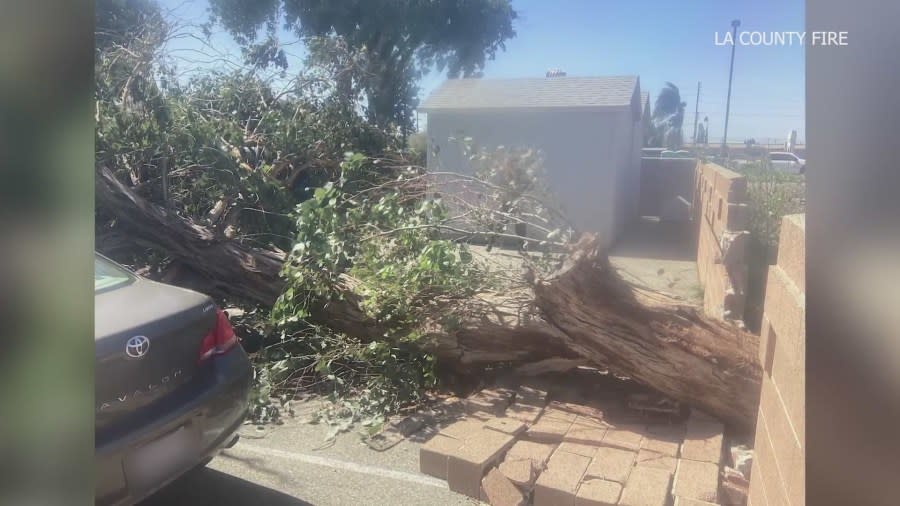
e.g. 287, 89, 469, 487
96, 166, 761, 427
531, 235, 761, 428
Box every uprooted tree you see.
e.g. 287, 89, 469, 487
96, 148, 761, 429
95, 0, 760, 431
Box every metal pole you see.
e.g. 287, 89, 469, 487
722, 19, 740, 154
691, 81, 701, 145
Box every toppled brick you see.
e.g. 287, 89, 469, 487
619, 465, 673, 506
541, 407, 579, 423
640, 431, 682, 457
481, 467, 526, 506
636, 449, 677, 474
557, 441, 599, 459
673, 459, 719, 503
583, 446, 636, 484
533, 450, 592, 506
420, 434, 466, 479
526, 416, 574, 444
498, 458, 537, 490
440, 418, 485, 440
549, 401, 605, 421
563, 424, 608, 446
680, 413, 724, 464
602, 425, 644, 451
466, 389, 513, 417
575, 477, 621, 506
626, 393, 681, 416
447, 428, 516, 498
721, 467, 749, 506
505, 440, 557, 469
484, 417, 527, 436
517, 385, 549, 406
507, 403, 544, 425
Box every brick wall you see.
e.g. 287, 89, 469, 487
748, 214, 805, 506
692, 162, 750, 322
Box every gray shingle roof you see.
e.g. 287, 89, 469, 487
419, 75, 639, 112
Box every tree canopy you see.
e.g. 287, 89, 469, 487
207, 0, 518, 132
649, 82, 687, 149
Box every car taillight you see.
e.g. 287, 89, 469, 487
198, 308, 238, 363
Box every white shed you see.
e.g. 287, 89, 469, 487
420, 75, 643, 251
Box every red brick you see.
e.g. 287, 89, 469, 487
673, 459, 719, 503
534, 451, 592, 506
447, 429, 516, 498
575, 477, 621, 506
420, 434, 465, 479
636, 449, 677, 474
583, 446, 636, 484
481, 467, 525, 506
602, 426, 644, 451
619, 465, 673, 506
498, 458, 537, 489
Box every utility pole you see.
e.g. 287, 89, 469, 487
691, 81, 701, 145
722, 19, 740, 154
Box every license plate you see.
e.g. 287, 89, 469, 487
125, 424, 201, 490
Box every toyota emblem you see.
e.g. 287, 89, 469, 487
125, 335, 151, 358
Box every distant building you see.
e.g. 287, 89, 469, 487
420, 75, 643, 251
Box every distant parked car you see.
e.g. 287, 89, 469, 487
768, 151, 805, 174
95, 253, 252, 505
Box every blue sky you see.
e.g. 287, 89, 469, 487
159, 0, 805, 143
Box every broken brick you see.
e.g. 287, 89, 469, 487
505, 440, 557, 470
447, 428, 516, 498
583, 446, 636, 484
484, 417, 527, 436
526, 416, 574, 444
439, 418, 484, 440
481, 467, 526, 506
498, 458, 537, 489
557, 441, 598, 459
420, 434, 465, 479
575, 477, 621, 506
602, 425, 644, 451
533, 450, 592, 506
619, 465, 672, 506
636, 449, 677, 474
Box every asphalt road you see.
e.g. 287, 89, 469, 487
141, 413, 479, 506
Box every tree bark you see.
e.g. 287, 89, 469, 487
531, 234, 762, 428
96, 167, 761, 428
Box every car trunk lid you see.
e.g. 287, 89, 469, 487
95, 278, 217, 437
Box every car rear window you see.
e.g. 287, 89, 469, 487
95, 255, 136, 292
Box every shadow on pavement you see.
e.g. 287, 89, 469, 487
139, 467, 312, 506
